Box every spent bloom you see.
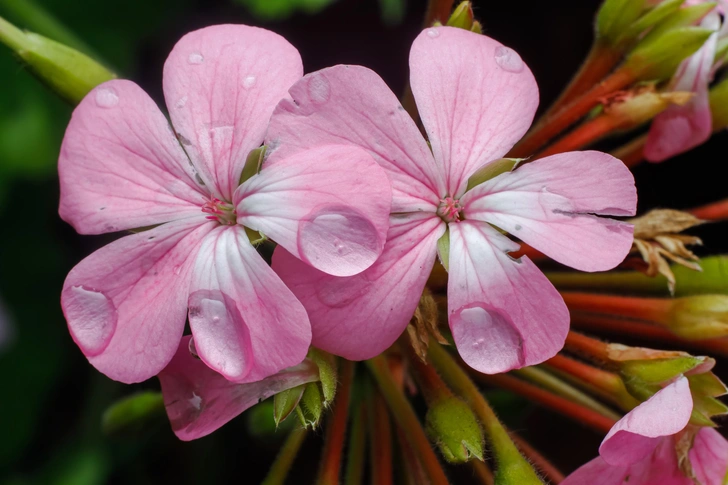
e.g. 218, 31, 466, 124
563, 376, 728, 484
59, 25, 391, 384
267, 26, 637, 374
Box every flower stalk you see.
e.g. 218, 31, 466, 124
344, 402, 367, 485
316, 360, 355, 485
368, 391, 394, 485
261, 427, 308, 485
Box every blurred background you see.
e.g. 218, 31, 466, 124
1, 0, 726, 483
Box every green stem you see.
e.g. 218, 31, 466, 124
344, 403, 367, 485
0, 14, 25, 51
261, 427, 308, 485
546, 270, 668, 295
317, 360, 355, 485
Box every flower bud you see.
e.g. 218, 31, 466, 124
295, 382, 324, 428
0, 16, 115, 104
626, 26, 714, 81
308, 348, 338, 405
666, 295, 728, 339
446, 2, 474, 30
273, 385, 305, 426
709, 77, 728, 130
102, 391, 164, 436
596, 0, 649, 46
425, 396, 484, 464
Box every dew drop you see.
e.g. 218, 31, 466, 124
307, 74, 331, 104
243, 75, 256, 89
64, 285, 117, 356
494, 45, 524, 73
173, 265, 182, 276
426, 28, 440, 38
188, 392, 203, 411
95, 87, 119, 108
188, 52, 204, 65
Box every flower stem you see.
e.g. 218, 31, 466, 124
610, 133, 647, 168
368, 391, 393, 485
564, 331, 611, 363
560, 292, 670, 324
508, 67, 636, 158
261, 427, 308, 485
471, 459, 495, 485
0, 14, 25, 51
535, 115, 617, 158
317, 359, 355, 485
690, 198, 728, 221
546, 270, 667, 295
427, 343, 544, 484
509, 432, 565, 484
345, 402, 367, 485
396, 426, 431, 485
365, 355, 450, 485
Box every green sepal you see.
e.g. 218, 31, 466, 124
622, 0, 685, 44
596, 0, 648, 45
446, 2, 474, 30
425, 396, 484, 464
437, 229, 450, 272
619, 356, 705, 386
295, 382, 324, 428
710, 80, 728, 130
627, 26, 714, 81
239, 145, 267, 185
101, 391, 165, 436
466, 158, 520, 191
273, 385, 306, 426
244, 226, 267, 246
308, 348, 338, 405
638, 2, 716, 45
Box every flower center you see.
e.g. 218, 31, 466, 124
202, 197, 237, 225
437, 196, 463, 223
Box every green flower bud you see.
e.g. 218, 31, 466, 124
596, 0, 649, 45
425, 396, 484, 464
308, 348, 338, 405
666, 295, 728, 339
101, 391, 164, 436
710, 78, 728, 130
295, 382, 324, 429
446, 2, 474, 30
274, 385, 305, 426
626, 26, 713, 81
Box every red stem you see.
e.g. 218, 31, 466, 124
317, 360, 355, 485
560, 292, 671, 324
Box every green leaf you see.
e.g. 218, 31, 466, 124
466, 158, 520, 191
233, 0, 335, 21
101, 391, 165, 436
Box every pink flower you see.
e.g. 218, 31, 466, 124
266, 27, 637, 373
563, 377, 728, 484
59, 25, 391, 384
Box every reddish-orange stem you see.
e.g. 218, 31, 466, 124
611, 134, 646, 168
564, 331, 611, 363
561, 292, 671, 323
470, 459, 495, 485
511, 243, 547, 261
535, 116, 618, 159
510, 432, 565, 484
690, 198, 728, 221
368, 393, 393, 485
317, 360, 355, 485
546, 354, 621, 397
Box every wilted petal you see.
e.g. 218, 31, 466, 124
62, 218, 213, 383
163, 25, 303, 200
462, 151, 636, 272
272, 213, 445, 360
236, 144, 391, 277
188, 226, 311, 383
600, 377, 693, 467
266, 65, 444, 212
59, 80, 208, 235
158, 336, 319, 441
409, 26, 538, 197
690, 427, 728, 485
447, 221, 568, 374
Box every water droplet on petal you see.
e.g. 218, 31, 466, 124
298, 205, 382, 277
243, 75, 256, 89
307, 74, 331, 104
64, 285, 118, 355
188, 392, 203, 411
175, 96, 188, 109
451, 304, 524, 373
173, 265, 182, 275
188, 52, 204, 65
494, 45, 524, 73
426, 28, 440, 38
95, 87, 119, 108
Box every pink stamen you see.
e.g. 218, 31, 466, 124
438, 196, 463, 223
201, 197, 236, 225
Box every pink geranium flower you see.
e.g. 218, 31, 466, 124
266, 26, 637, 373
59, 25, 391, 384
563, 377, 728, 484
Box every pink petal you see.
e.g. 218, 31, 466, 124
600, 377, 693, 467
62, 218, 213, 383
645, 14, 718, 162
272, 213, 445, 360
163, 25, 303, 200
561, 457, 631, 485
690, 427, 728, 485
409, 26, 539, 197
447, 221, 568, 374
188, 226, 311, 383
236, 144, 392, 277
265, 65, 444, 212
59, 80, 208, 235
461, 151, 636, 272
158, 336, 319, 441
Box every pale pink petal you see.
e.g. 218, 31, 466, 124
163, 25, 303, 200
188, 226, 311, 383
409, 26, 539, 197
645, 14, 719, 162
447, 221, 568, 374
236, 144, 391, 277
158, 336, 319, 441
600, 377, 693, 467
461, 151, 636, 272
62, 217, 213, 383
272, 213, 445, 360
59, 80, 208, 235
561, 457, 631, 485
265, 65, 444, 212
690, 427, 728, 485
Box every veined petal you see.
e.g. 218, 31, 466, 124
62, 217, 212, 383
409, 26, 539, 197
158, 336, 319, 441
163, 24, 303, 200
561, 457, 632, 485
689, 427, 728, 485
59, 80, 208, 235
462, 151, 636, 272
447, 221, 568, 374
272, 213, 445, 360
236, 144, 392, 277
600, 377, 693, 467
265, 65, 443, 212
188, 226, 311, 383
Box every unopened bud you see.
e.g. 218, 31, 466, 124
273, 385, 305, 426
709, 77, 728, 130
102, 391, 165, 436
596, 0, 649, 46
470, 21, 483, 34
666, 295, 728, 339
627, 26, 714, 81
295, 382, 324, 428
425, 396, 484, 464
308, 348, 338, 405
0, 16, 115, 104
446, 2, 474, 30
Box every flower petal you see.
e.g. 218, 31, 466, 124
600, 376, 693, 467
236, 144, 392, 277
265, 65, 444, 212
689, 427, 728, 485
158, 336, 319, 441
561, 457, 631, 485
462, 151, 636, 272
447, 221, 568, 374
272, 213, 445, 360
59, 80, 208, 235
188, 226, 311, 383
409, 26, 539, 197
163, 25, 303, 200
62, 217, 212, 383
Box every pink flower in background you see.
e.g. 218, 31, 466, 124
267, 26, 637, 374
563, 377, 728, 484
59, 25, 391, 384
